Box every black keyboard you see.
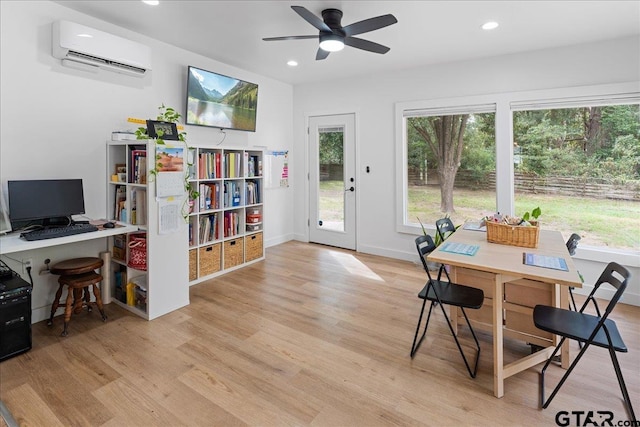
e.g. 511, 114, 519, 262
21, 224, 99, 241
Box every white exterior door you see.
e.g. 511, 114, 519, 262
308, 114, 356, 250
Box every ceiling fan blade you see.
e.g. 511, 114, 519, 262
344, 36, 390, 54
292, 5, 331, 32
342, 14, 397, 37
263, 35, 318, 41
316, 48, 330, 61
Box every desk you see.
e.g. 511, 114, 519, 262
427, 228, 582, 398
0, 224, 138, 307
0, 224, 138, 255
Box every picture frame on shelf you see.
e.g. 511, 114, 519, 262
146, 120, 179, 140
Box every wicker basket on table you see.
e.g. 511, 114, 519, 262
485, 220, 539, 248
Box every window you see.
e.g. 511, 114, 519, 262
512, 103, 640, 251
396, 84, 639, 255
402, 104, 496, 228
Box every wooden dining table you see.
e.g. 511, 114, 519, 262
427, 226, 583, 398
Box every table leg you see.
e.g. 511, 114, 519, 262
493, 274, 504, 398
559, 284, 570, 369
450, 266, 459, 334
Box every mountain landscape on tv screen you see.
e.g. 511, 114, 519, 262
188, 77, 257, 111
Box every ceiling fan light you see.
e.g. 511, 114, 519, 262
319, 34, 344, 52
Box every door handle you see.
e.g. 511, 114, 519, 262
345, 186, 355, 192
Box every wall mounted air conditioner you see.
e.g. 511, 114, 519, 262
52, 20, 152, 77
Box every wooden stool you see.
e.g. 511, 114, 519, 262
48, 257, 107, 336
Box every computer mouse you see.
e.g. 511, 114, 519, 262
103, 222, 115, 229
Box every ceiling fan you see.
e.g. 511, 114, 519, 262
263, 6, 398, 60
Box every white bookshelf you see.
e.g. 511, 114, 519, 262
187, 146, 264, 284
106, 141, 189, 320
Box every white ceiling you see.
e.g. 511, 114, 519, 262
53, 0, 640, 85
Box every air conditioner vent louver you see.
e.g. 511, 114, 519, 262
67, 50, 147, 75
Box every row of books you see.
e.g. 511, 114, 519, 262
224, 211, 240, 237
246, 155, 262, 178
198, 151, 222, 179
196, 151, 263, 180
194, 213, 219, 244
129, 147, 147, 184
245, 180, 261, 205
197, 183, 220, 211
113, 185, 146, 225
188, 211, 243, 244
223, 181, 242, 208
130, 188, 147, 226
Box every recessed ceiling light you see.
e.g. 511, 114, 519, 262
287, 60, 298, 67
142, 0, 159, 5
77, 33, 93, 38
482, 21, 499, 30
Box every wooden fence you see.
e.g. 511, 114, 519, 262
409, 169, 640, 201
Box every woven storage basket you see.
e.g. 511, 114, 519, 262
485, 220, 539, 248
199, 243, 221, 276
189, 249, 197, 281
224, 238, 244, 269
245, 232, 263, 262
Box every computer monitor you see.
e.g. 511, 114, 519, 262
7, 179, 86, 227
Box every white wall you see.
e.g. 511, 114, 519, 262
292, 36, 640, 304
0, 1, 294, 323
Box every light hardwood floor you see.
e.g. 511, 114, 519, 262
1, 241, 638, 426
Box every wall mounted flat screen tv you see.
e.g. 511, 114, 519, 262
186, 66, 258, 132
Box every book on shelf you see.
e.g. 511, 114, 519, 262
112, 234, 126, 261
198, 183, 220, 211
223, 211, 240, 237
245, 180, 260, 205
198, 151, 223, 179
129, 147, 147, 184
198, 213, 219, 244
130, 187, 147, 225
114, 185, 126, 221
246, 155, 261, 177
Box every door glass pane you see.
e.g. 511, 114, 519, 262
318, 126, 345, 232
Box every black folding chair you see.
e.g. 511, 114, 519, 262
411, 235, 484, 378
435, 217, 456, 244
565, 233, 581, 312
533, 262, 636, 421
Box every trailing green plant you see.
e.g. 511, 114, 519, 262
521, 206, 541, 223
135, 104, 199, 219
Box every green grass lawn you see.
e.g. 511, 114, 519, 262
318, 181, 639, 250
408, 186, 640, 250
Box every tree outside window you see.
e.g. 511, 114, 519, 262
406, 112, 497, 227
513, 104, 640, 250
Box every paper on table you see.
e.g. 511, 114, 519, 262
440, 241, 480, 256
523, 253, 568, 271
463, 221, 486, 232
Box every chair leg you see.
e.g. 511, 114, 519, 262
568, 287, 578, 312
61, 287, 74, 337
567, 288, 583, 349
439, 304, 481, 378
410, 299, 435, 358
47, 284, 64, 326
91, 283, 107, 322
540, 338, 591, 410
607, 344, 636, 421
